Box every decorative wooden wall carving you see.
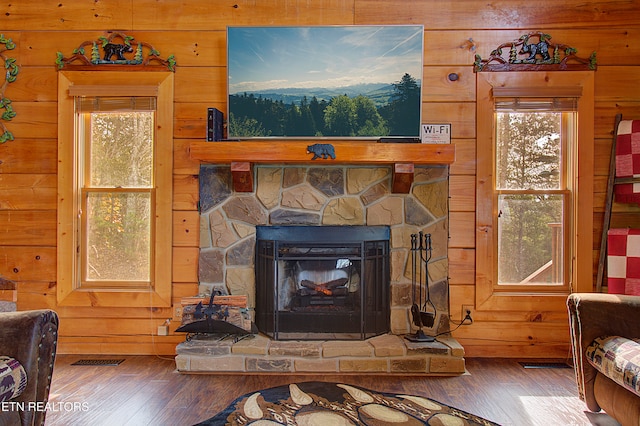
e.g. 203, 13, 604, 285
55, 31, 176, 71
474, 31, 596, 72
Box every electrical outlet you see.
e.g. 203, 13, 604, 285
173, 306, 182, 321
462, 305, 474, 322
157, 325, 169, 336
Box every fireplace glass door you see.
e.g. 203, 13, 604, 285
255, 226, 390, 340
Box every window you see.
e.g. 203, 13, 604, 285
78, 99, 155, 287
476, 72, 594, 310
57, 72, 173, 307
495, 109, 572, 287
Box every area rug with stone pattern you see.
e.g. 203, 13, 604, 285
195, 381, 500, 425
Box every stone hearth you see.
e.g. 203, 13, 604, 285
175, 333, 465, 375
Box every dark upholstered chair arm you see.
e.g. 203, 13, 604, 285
567, 293, 640, 413
0, 310, 59, 426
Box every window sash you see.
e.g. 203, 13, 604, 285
75, 98, 157, 289
493, 108, 574, 291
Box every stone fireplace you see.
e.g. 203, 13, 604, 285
175, 144, 464, 374
196, 163, 451, 336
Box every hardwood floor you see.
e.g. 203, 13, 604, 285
45, 355, 621, 426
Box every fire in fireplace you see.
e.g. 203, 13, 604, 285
255, 225, 390, 340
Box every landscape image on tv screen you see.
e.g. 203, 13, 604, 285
227, 25, 424, 139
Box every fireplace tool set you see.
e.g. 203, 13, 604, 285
406, 232, 437, 342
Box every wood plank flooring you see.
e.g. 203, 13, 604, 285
45, 355, 621, 426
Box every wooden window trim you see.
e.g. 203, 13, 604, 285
475, 71, 594, 311
57, 71, 173, 307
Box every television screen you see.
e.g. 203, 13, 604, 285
227, 25, 424, 139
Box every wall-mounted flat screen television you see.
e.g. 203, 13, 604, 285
227, 25, 424, 139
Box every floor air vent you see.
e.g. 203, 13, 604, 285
71, 359, 124, 366
519, 362, 571, 369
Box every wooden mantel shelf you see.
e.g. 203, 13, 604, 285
189, 141, 455, 193
189, 141, 455, 165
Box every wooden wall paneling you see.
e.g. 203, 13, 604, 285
422, 66, 475, 102
171, 283, 200, 302
0, 246, 56, 282
172, 247, 199, 283
0, 174, 56, 210
7, 102, 57, 139
0, 1, 133, 31
131, 0, 356, 30
449, 139, 476, 176
173, 211, 200, 247
174, 103, 223, 140
57, 337, 184, 355
125, 31, 226, 68
174, 67, 226, 103
15, 281, 56, 310
173, 139, 200, 175
595, 66, 640, 100
172, 174, 199, 211
448, 211, 475, 248
7, 67, 57, 102
355, 0, 640, 29
594, 137, 615, 176
0, 139, 57, 174
0, 211, 56, 246
448, 248, 475, 285
448, 175, 475, 212
19, 30, 225, 67
423, 102, 475, 139
426, 29, 640, 67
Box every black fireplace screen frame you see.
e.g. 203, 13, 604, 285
255, 225, 390, 340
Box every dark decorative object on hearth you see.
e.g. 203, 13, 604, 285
406, 232, 437, 342
175, 292, 257, 338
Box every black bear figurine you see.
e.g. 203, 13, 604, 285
103, 43, 134, 61
306, 143, 336, 160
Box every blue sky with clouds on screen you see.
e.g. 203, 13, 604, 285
227, 25, 423, 94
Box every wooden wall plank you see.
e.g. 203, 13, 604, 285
131, 0, 356, 30
18, 31, 226, 68
0, 211, 56, 246
0, 1, 133, 31
449, 212, 475, 248
173, 139, 200, 175
0, 174, 57, 210
173, 211, 200, 247
0, 139, 57, 174
6, 102, 57, 139
448, 248, 475, 285
449, 175, 475, 212
173, 174, 199, 211
424, 29, 640, 67
174, 67, 226, 104
450, 139, 476, 176
172, 247, 199, 283
423, 102, 475, 139
0, 247, 56, 282
423, 66, 475, 102
355, 0, 640, 29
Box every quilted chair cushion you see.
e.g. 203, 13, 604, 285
586, 335, 640, 398
0, 356, 27, 402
